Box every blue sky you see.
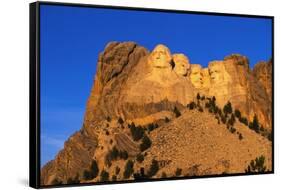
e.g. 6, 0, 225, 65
40, 4, 272, 166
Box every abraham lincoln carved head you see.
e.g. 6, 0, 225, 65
208, 61, 227, 85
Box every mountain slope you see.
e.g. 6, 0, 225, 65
144, 108, 271, 177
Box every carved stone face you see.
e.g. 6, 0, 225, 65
209, 61, 225, 84
173, 54, 190, 76
148, 44, 172, 68
190, 64, 203, 88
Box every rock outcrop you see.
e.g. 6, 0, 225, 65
85, 42, 149, 122
86, 43, 196, 122
41, 42, 272, 186
253, 59, 272, 102
40, 127, 98, 185
188, 54, 272, 129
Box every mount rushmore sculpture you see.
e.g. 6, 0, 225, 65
41, 41, 272, 185
88, 42, 271, 129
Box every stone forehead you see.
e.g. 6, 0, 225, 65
191, 64, 202, 71
172, 53, 189, 62
152, 44, 171, 54
202, 68, 209, 75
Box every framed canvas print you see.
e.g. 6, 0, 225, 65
29, 1, 274, 188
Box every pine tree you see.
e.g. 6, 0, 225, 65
239, 133, 243, 140
100, 170, 109, 181
175, 168, 182, 176
118, 117, 124, 124
90, 160, 99, 179
245, 155, 266, 173
173, 106, 181, 117
147, 159, 159, 177
252, 115, 260, 133
130, 125, 144, 141
119, 150, 128, 160
234, 109, 241, 119
196, 93, 201, 105
123, 160, 134, 179
239, 117, 248, 126
83, 170, 92, 180
136, 154, 144, 163
197, 93, 201, 100
187, 101, 196, 110
112, 175, 117, 181
223, 101, 233, 115
140, 135, 152, 152
115, 166, 120, 175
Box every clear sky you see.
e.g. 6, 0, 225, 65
40, 4, 272, 166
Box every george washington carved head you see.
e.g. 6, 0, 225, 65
148, 44, 172, 68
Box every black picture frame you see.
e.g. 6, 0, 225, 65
29, 1, 274, 189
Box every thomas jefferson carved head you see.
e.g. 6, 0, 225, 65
190, 64, 203, 88
173, 54, 190, 76
148, 44, 172, 68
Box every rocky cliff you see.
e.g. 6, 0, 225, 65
41, 42, 272, 186
253, 59, 272, 102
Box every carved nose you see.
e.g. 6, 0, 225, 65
156, 52, 162, 57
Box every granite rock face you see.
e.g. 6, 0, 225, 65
86, 43, 195, 122
41, 42, 272, 185
253, 59, 272, 102
85, 42, 150, 122
188, 54, 272, 129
